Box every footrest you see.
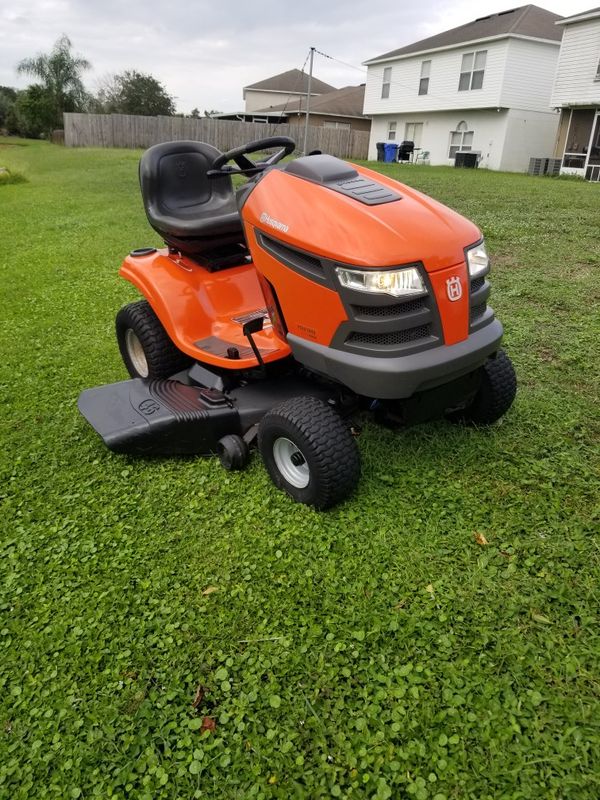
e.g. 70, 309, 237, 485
78, 379, 240, 456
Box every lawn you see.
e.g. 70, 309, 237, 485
0, 138, 598, 800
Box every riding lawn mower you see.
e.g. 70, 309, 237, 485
78, 136, 516, 508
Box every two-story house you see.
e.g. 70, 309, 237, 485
363, 5, 563, 171
550, 7, 600, 181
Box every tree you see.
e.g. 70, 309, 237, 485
98, 71, 175, 116
17, 34, 91, 132
13, 85, 56, 138
190, 108, 200, 118
0, 86, 18, 130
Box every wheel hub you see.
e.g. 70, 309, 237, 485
272, 437, 310, 489
125, 328, 149, 378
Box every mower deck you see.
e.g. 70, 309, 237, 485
77, 371, 335, 457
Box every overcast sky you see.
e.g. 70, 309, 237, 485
0, 0, 592, 114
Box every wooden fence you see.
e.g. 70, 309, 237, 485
63, 113, 370, 160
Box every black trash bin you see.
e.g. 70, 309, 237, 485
455, 151, 478, 168
376, 142, 385, 162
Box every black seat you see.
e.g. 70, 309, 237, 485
139, 140, 245, 255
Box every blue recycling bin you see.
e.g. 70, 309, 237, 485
384, 142, 399, 162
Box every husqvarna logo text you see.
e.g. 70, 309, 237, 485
260, 212, 289, 233
446, 276, 462, 302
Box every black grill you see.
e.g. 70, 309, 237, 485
470, 303, 486, 322
470, 276, 485, 292
352, 297, 426, 318
347, 325, 431, 347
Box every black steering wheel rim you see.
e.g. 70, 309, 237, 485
211, 136, 296, 176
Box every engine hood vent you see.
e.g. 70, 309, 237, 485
284, 154, 401, 206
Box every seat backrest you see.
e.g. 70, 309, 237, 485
139, 140, 235, 236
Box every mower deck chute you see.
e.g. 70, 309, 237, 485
78, 379, 239, 456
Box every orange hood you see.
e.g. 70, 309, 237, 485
242, 162, 481, 272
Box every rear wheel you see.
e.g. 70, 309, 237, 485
447, 349, 516, 425
258, 396, 360, 509
116, 300, 193, 379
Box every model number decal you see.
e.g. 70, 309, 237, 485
260, 212, 289, 233
298, 323, 317, 339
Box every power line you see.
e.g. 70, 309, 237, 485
313, 48, 368, 77
267, 49, 312, 136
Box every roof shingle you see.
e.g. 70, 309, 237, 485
364, 4, 563, 64
254, 85, 366, 118
244, 69, 336, 95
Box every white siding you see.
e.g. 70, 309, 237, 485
245, 89, 305, 113
500, 39, 561, 111
551, 18, 600, 107
363, 40, 508, 115
367, 110, 509, 170
367, 107, 559, 172
499, 108, 560, 170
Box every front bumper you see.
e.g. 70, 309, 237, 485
288, 318, 503, 399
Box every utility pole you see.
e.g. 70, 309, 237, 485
303, 47, 315, 156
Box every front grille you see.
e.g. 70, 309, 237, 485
470, 276, 485, 292
352, 297, 426, 318
347, 325, 431, 347
258, 233, 325, 283
470, 303, 486, 322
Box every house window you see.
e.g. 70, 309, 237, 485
419, 61, 431, 95
459, 50, 486, 91
595, 58, 600, 81
323, 121, 351, 130
388, 121, 397, 140
405, 122, 423, 146
448, 121, 474, 158
382, 67, 392, 99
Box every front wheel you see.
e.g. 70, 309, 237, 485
258, 396, 360, 509
448, 349, 517, 425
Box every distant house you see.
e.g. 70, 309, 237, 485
213, 72, 370, 134
252, 85, 370, 133
363, 4, 564, 171
243, 69, 336, 114
550, 7, 600, 181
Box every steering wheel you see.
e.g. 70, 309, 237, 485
209, 136, 296, 177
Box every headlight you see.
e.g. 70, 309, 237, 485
334, 265, 425, 298
466, 242, 489, 279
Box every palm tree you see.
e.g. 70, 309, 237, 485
17, 34, 91, 130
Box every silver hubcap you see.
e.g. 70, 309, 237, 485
272, 437, 310, 489
125, 329, 149, 378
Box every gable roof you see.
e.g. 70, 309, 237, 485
365, 5, 563, 64
244, 68, 336, 96
254, 85, 366, 118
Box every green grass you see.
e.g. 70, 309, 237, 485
1, 138, 599, 800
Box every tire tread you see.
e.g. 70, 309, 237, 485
116, 300, 192, 379
258, 396, 360, 509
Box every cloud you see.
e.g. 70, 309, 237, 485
0, 0, 592, 114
